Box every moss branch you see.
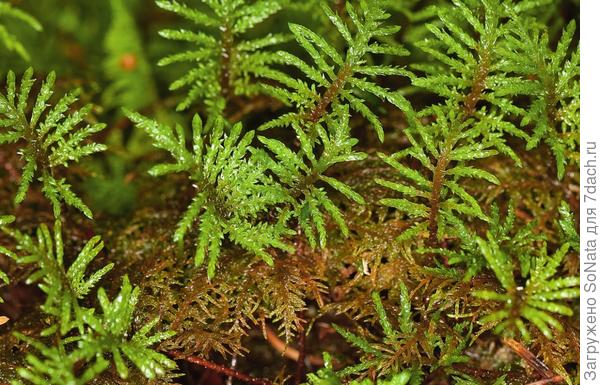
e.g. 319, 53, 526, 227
306, 63, 353, 123
427, 149, 449, 245
219, 18, 234, 105
463, 48, 490, 117
13, 104, 48, 171
427, 47, 491, 244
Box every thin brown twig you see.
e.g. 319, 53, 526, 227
168, 351, 273, 385
503, 338, 564, 385
503, 338, 553, 377
526, 375, 564, 385
265, 326, 324, 366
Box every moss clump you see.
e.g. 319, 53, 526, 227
0, 0, 579, 384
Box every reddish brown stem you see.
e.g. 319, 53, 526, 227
306, 64, 353, 123
169, 351, 273, 385
219, 19, 234, 104
427, 152, 449, 245
427, 47, 491, 244
463, 49, 490, 117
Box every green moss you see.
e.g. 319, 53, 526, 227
0, 0, 579, 384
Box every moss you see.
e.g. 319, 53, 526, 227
0, 0, 579, 384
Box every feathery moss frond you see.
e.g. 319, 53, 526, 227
557, 200, 579, 252
376, 103, 510, 244
156, 0, 288, 113
127, 110, 294, 278
332, 285, 467, 377
79, 276, 177, 379
331, 291, 405, 375
0, 69, 107, 218
255, 104, 365, 248
257, 0, 410, 141
426, 201, 546, 280
14, 277, 176, 384
498, 19, 579, 179
13, 333, 110, 385
374, 0, 565, 245
4, 220, 113, 335
473, 236, 579, 342
410, 0, 528, 137
3, 220, 175, 384
413, 0, 578, 179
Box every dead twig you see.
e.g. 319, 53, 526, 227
526, 375, 564, 385
265, 326, 324, 367
503, 338, 564, 385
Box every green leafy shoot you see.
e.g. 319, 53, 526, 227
255, 104, 365, 248
306, 351, 417, 385
14, 276, 176, 384
156, 0, 288, 113
498, 19, 579, 179
411, 0, 539, 139
127, 110, 294, 278
376, 104, 507, 244
79, 276, 177, 379
13, 333, 110, 385
5, 220, 113, 335
331, 285, 417, 376
0, 69, 107, 218
0, 214, 16, 304
557, 200, 579, 252
258, 0, 410, 141
473, 236, 579, 341
4, 219, 175, 384
424, 201, 545, 280
377, 1, 576, 245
